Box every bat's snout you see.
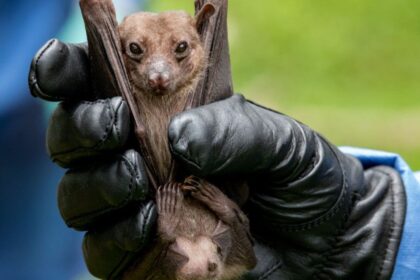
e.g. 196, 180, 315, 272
148, 72, 170, 92
147, 58, 172, 95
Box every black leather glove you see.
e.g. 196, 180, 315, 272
30, 39, 406, 280
169, 95, 407, 279
29, 39, 156, 278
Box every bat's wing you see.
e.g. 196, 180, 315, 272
188, 0, 233, 109
79, 0, 158, 189
79, 0, 234, 187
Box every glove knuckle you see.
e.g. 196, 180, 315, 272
47, 97, 130, 167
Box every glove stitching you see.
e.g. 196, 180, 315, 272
257, 261, 283, 280
65, 155, 138, 228
312, 188, 361, 279
35, 39, 55, 67
30, 39, 57, 100
77, 100, 108, 105
135, 203, 153, 251
121, 152, 146, 199
100, 100, 115, 146
374, 168, 395, 280
313, 168, 397, 280
79, 99, 115, 148
109, 204, 155, 279
121, 155, 137, 200
50, 99, 121, 164
113, 98, 123, 143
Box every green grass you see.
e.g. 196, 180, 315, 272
149, 0, 420, 169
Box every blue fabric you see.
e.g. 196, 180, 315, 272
0, 1, 88, 279
415, 172, 420, 184
340, 147, 420, 279
0, 1, 145, 279
0, 0, 73, 116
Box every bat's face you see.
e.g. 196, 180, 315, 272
164, 236, 224, 280
119, 11, 206, 97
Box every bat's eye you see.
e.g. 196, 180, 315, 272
129, 43, 143, 55
208, 262, 218, 272
175, 41, 189, 54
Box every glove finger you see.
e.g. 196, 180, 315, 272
58, 149, 149, 231
169, 94, 311, 180
47, 96, 130, 168
83, 202, 157, 279
29, 39, 92, 101
169, 94, 265, 176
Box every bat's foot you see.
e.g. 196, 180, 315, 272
184, 176, 238, 223
183, 175, 205, 191
156, 182, 183, 241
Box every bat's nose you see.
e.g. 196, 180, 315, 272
148, 73, 170, 91
148, 57, 171, 93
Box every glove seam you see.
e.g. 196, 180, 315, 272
313, 167, 399, 280
100, 99, 115, 150
113, 98, 123, 144
373, 168, 396, 280
51, 99, 122, 165
30, 39, 58, 100
64, 155, 139, 229
121, 153, 143, 199
109, 204, 155, 279
311, 188, 361, 278
135, 202, 154, 251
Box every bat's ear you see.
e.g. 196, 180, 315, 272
162, 242, 189, 273
195, 3, 216, 32
212, 221, 232, 261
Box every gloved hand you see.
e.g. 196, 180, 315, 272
30, 39, 406, 280
29, 39, 157, 278
169, 96, 406, 279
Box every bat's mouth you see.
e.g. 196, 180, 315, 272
150, 86, 170, 96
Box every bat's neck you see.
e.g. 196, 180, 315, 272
134, 86, 192, 185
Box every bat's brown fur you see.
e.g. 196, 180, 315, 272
118, 8, 256, 280
123, 178, 256, 280
119, 11, 206, 184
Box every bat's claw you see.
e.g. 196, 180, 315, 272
156, 181, 184, 241
157, 182, 183, 215
182, 175, 205, 192
184, 175, 200, 185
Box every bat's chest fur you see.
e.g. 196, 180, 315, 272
176, 198, 219, 238
134, 89, 190, 184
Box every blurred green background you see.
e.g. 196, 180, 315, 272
150, 0, 420, 169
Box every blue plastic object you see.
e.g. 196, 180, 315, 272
340, 147, 420, 279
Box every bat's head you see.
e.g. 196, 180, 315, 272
163, 235, 228, 280
119, 4, 215, 97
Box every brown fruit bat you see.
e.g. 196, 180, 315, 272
117, 5, 257, 280
123, 177, 256, 280
78, 0, 256, 278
